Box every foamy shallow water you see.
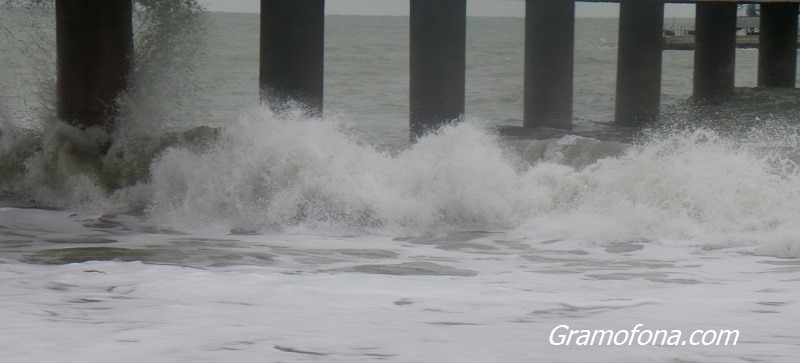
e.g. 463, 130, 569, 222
1, 208, 798, 362
2, 6, 800, 361
3, 108, 800, 362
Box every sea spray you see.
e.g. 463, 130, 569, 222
146, 110, 562, 233
0, 0, 208, 206
2, 14, 799, 362
514, 127, 800, 247
4, 99, 800, 258
141, 107, 800, 258
1, 7, 799, 257
0, 0, 56, 129
121, 0, 208, 134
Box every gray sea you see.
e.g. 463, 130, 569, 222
1, 5, 799, 362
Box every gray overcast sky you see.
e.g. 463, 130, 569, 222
197, 0, 697, 18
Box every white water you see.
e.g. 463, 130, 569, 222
144, 110, 800, 255
3, 110, 800, 362
1, 206, 799, 362
6, 106, 800, 257
2, 5, 800, 362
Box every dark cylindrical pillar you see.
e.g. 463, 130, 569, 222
409, 0, 466, 140
524, 0, 574, 129
758, 3, 799, 88
693, 3, 737, 103
615, 1, 664, 126
260, 0, 325, 116
56, 0, 133, 128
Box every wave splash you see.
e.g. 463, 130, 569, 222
1, 2, 799, 257
137, 109, 799, 256
3, 105, 800, 258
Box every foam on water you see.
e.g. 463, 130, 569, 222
3, 103, 800, 257
1, 4, 798, 256
142, 110, 799, 254
2, 6, 800, 361
1, 211, 798, 362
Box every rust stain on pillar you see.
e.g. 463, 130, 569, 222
758, 3, 799, 88
260, 0, 325, 117
409, 0, 466, 140
56, 0, 133, 129
615, 1, 664, 126
524, 0, 574, 129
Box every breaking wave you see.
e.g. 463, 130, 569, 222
3, 101, 800, 259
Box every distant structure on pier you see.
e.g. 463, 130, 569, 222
664, 4, 800, 50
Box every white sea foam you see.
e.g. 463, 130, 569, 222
4, 103, 800, 257
3, 8, 800, 362
0, 220, 797, 362
130, 107, 800, 257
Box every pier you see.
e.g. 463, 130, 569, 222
52, 0, 800, 137
693, 3, 737, 103
56, 0, 132, 129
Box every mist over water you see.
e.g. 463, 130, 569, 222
1, 4, 800, 361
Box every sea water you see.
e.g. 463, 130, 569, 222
1, 3, 799, 362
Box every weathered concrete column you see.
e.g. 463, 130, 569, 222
615, 1, 663, 126
524, 0, 574, 129
260, 0, 325, 116
409, 0, 466, 140
693, 3, 737, 103
56, 0, 133, 128
758, 3, 799, 88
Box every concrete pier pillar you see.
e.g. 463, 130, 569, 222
56, 0, 133, 128
524, 0, 574, 129
615, 1, 663, 126
260, 0, 325, 116
409, 0, 466, 140
758, 3, 799, 88
693, 3, 737, 103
